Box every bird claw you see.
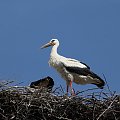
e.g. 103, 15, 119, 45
71, 88, 76, 96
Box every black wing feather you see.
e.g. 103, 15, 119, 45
65, 66, 100, 79
80, 62, 90, 69
65, 66, 105, 88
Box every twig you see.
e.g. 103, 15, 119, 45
54, 115, 72, 120
60, 85, 64, 94
0, 113, 7, 120
97, 95, 118, 120
76, 87, 99, 95
103, 74, 113, 96
52, 86, 61, 93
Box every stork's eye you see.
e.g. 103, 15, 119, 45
51, 40, 55, 42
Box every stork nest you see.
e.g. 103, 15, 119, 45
0, 81, 120, 120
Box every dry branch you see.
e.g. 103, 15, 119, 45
0, 84, 120, 120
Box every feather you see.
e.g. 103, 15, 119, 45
64, 65, 105, 88
62, 58, 88, 69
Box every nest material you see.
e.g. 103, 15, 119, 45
0, 85, 120, 120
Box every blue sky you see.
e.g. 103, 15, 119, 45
0, 0, 120, 93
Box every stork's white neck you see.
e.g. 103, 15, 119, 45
50, 44, 59, 58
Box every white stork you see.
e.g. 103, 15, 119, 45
41, 39, 105, 95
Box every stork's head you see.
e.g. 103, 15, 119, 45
41, 39, 59, 49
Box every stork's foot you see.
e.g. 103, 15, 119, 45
64, 92, 69, 96
71, 88, 76, 96
67, 81, 76, 96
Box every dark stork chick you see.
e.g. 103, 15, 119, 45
30, 76, 54, 92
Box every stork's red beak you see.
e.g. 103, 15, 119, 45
41, 42, 52, 49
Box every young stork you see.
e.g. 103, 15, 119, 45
41, 39, 105, 95
30, 76, 54, 92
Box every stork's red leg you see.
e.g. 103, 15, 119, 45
70, 81, 75, 96
66, 81, 75, 96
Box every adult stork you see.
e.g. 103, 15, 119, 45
41, 39, 105, 95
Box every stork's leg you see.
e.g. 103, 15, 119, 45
66, 74, 75, 96
69, 81, 75, 96
66, 81, 75, 96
